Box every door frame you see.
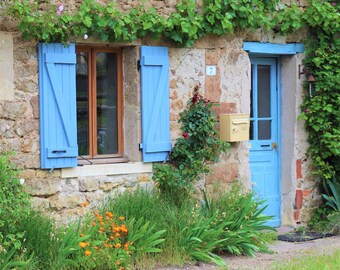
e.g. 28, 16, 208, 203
249, 55, 282, 226
243, 42, 305, 226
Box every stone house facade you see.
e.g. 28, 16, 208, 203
0, 0, 320, 225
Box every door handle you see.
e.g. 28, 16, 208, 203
272, 142, 278, 149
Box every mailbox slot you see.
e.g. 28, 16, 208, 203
220, 114, 250, 142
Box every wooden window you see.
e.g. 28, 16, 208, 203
76, 47, 123, 160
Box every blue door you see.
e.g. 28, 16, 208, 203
249, 57, 280, 227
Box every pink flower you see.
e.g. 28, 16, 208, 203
331, 2, 335, 6
183, 132, 189, 139
305, 108, 310, 113
56, 4, 64, 16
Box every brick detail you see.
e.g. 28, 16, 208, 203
294, 210, 300, 221
295, 189, 303, 210
303, 189, 312, 197
205, 50, 221, 102
296, 159, 303, 179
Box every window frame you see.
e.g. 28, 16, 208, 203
76, 46, 124, 162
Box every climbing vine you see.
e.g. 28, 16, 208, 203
2, 0, 339, 180
298, 1, 339, 180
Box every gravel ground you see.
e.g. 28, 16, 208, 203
153, 232, 340, 270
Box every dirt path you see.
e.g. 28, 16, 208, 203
155, 235, 340, 270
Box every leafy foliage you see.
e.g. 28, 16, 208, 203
154, 84, 229, 199
201, 183, 274, 256
1, 0, 299, 47
106, 187, 273, 267
322, 175, 340, 211
0, 152, 31, 251
298, 0, 340, 180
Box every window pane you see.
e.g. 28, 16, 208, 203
258, 120, 271, 140
257, 65, 271, 118
76, 52, 89, 156
96, 52, 118, 155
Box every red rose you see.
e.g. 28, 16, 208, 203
183, 132, 189, 139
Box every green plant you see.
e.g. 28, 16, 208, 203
322, 175, 340, 211
178, 215, 226, 267
0, 247, 29, 270
298, 1, 340, 180
154, 84, 230, 200
0, 152, 31, 251
308, 206, 333, 233
3, 0, 297, 47
201, 182, 275, 257
271, 249, 340, 270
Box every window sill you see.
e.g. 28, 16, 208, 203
61, 162, 152, 178
77, 157, 129, 166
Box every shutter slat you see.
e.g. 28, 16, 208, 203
39, 43, 78, 169
140, 46, 171, 162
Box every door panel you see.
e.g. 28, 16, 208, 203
249, 57, 280, 227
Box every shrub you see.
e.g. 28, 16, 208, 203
154, 84, 230, 201
0, 152, 31, 251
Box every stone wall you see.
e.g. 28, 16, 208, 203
0, 0, 320, 225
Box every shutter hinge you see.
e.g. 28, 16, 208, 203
137, 60, 141, 71
139, 143, 143, 150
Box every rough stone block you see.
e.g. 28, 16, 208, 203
79, 179, 100, 192
59, 179, 80, 193
99, 178, 123, 191
206, 162, 238, 185
49, 193, 84, 210
138, 174, 151, 182
211, 102, 237, 120
27, 178, 59, 196
0, 32, 14, 101
30, 95, 39, 119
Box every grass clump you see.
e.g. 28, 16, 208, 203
271, 249, 340, 270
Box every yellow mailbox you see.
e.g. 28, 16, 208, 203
220, 114, 250, 142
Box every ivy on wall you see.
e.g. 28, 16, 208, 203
2, 0, 340, 180
298, 1, 340, 180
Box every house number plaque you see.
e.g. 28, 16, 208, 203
206, 65, 216, 76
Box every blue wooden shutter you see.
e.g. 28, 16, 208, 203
140, 46, 171, 162
39, 43, 78, 169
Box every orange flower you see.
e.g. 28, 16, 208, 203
86, 242, 90, 246
85, 250, 91, 256
104, 243, 108, 248
94, 246, 99, 250
105, 211, 114, 218
79, 242, 87, 248
91, 221, 96, 226
100, 221, 105, 226
119, 216, 125, 221
99, 227, 105, 232
116, 261, 120, 265
115, 243, 122, 248
81, 201, 88, 207
109, 244, 113, 248
115, 233, 121, 237
110, 235, 115, 240
119, 267, 124, 270
79, 233, 84, 237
